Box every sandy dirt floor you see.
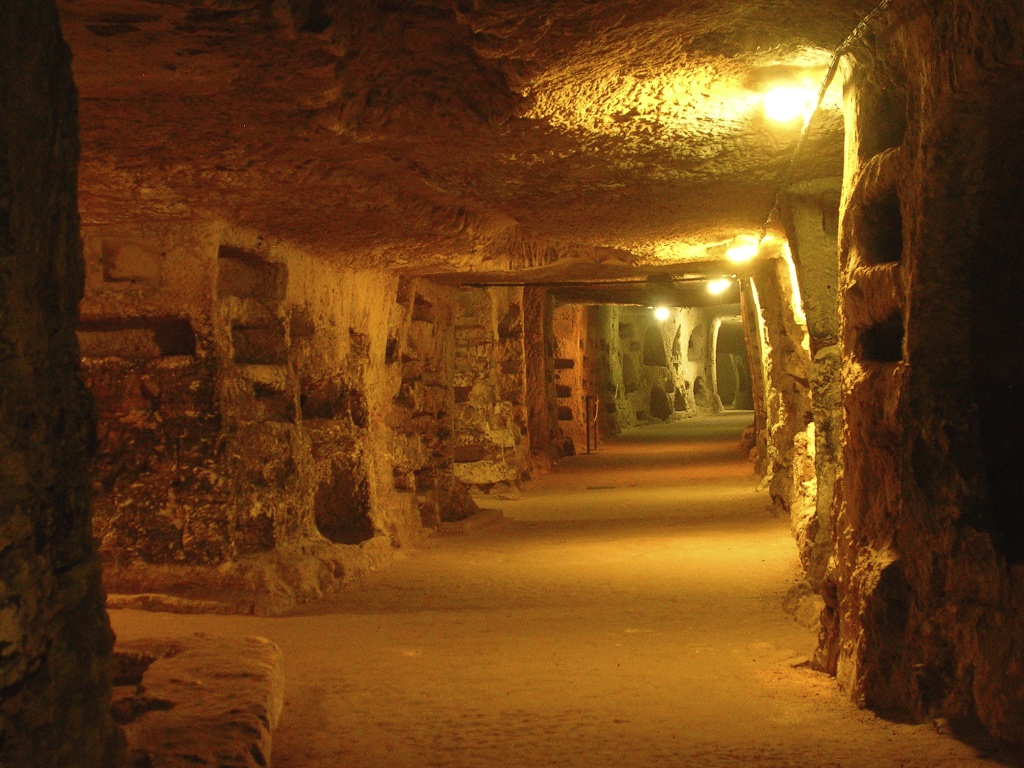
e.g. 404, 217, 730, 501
111, 413, 1024, 767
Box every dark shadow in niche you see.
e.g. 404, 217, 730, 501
78, 317, 196, 358
858, 314, 904, 363
217, 245, 287, 302
642, 325, 668, 367
253, 382, 295, 423
301, 380, 368, 427
858, 186, 903, 265
232, 320, 287, 365
674, 388, 688, 412
649, 387, 671, 421
412, 295, 436, 323
687, 325, 706, 362
857, 82, 907, 162
969, 83, 1024, 564
314, 459, 375, 545
693, 376, 711, 408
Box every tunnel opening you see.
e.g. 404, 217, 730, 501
714, 318, 753, 410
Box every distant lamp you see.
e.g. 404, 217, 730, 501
763, 84, 815, 124
653, 306, 671, 322
707, 278, 732, 296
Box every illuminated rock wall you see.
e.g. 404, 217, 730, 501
784, 188, 843, 587
451, 286, 531, 490
79, 222, 472, 612
820, 0, 1024, 743
547, 304, 729, 447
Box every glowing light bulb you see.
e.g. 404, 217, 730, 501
707, 278, 732, 296
763, 85, 815, 124
726, 235, 759, 263
653, 306, 671, 322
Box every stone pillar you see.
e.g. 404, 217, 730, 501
782, 187, 842, 586
523, 286, 558, 466
739, 278, 769, 473
819, 2, 1024, 742
452, 287, 530, 490
752, 257, 813, 519
0, 2, 123, 764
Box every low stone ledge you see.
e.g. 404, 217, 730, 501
105, 535, 395, 615
113, 633, 285, 768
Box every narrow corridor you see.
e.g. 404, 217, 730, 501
111, 415, 1016, 767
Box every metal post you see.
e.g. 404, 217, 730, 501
585, 395, 592, 454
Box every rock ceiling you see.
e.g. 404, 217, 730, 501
58, 0, 876, 278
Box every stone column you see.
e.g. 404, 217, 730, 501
0, 2, 123, 764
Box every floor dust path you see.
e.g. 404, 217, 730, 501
111, 414, 1022, 767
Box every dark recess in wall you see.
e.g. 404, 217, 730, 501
971, 93, 1024, 563
314, 459, 375, 545
217, 245, 287, 302
858, 313, 904, 363
78, 317, 197, 358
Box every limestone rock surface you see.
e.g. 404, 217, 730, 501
113, 633, 285, 768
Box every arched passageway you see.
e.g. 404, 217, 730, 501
5, 1, 1024, 765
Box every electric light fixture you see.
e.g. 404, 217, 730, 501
707, 278, 732, 296
763, 83, 816, 124
726, 235, 759, 263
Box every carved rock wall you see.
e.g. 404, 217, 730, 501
452, 287, 531, 490
751, 258, 814, 525
550, 303, 729, 443
0, 2, 123, 764
523, 287, 563, 466
80, 221, 470, 612
783, 191, 843, 588
820, 0, 1024, 743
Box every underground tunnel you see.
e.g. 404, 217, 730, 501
2, 0, 1024, 766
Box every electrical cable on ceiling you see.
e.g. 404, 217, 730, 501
758, 0, 897, 242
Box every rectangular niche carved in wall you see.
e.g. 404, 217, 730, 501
78, 317, 196, 359
217, 245, 287, 302
100, 239, 162, 283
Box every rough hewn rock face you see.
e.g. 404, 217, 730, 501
113, 634, 284, 768
783, 188, 842, 587
546, 302, 733, 447
0, 2, 123, 764
819, 0, 1024, 743
56, 0, 872, 272
750, 257, 814, 520
11, 0, 1018, 752
80, 221, 481, 611
523, 287, 562, 466
452, 287, 531, 490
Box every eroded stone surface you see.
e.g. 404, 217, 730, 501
113, 633, 284, 768
819, 0, 1024, 744
56, 0, 874, 272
